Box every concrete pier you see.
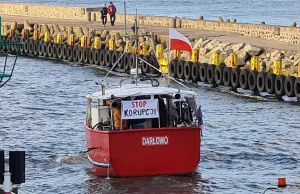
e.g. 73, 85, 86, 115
2, 14, 300, 52
1, 3, 300, 51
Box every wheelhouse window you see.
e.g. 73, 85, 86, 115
86, 94, 198, 131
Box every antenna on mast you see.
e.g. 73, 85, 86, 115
124, 1, 127, 37
134, 8, 138, 83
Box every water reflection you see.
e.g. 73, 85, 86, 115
85, 171, 212, 194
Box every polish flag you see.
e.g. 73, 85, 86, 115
169, 28, 192, 54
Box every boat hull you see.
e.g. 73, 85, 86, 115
85, 124, 201, 177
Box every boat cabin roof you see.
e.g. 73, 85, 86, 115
88, 84, 196, 100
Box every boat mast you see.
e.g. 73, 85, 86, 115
134, 8, 138, 85
124, 1, 127, 37
167, 31, 171, 87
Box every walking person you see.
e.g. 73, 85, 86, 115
100, 4, 108, 26
108, 2, 117, 26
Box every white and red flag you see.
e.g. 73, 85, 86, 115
169, 28, 192, 54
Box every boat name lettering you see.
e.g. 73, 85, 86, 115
122, 99, 159, 119
142, 136, 169, 146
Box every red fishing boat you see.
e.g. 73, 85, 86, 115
84, 69, 203, 177
84, 12, 203, 178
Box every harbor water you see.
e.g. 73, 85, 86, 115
1, 56, 300, 193
0, 0, 300, 25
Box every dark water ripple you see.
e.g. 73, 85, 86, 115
1, 56, 300, 193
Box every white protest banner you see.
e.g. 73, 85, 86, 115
121, 99, 159, 119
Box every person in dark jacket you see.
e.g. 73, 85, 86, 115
108, 2, 117, 26
195, 105, 204, 130
152, 98, 167, 128
100, 4, 108, 27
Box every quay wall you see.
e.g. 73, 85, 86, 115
1, 3, 300, 44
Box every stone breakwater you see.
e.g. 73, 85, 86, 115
188, 38, 299, 77
0, 20, 164, 70
2, 19, 298, 77
1, 3, 300, 100
1, 20, 156, 54
1, 3, 300, 45
1, 19, 300, 100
